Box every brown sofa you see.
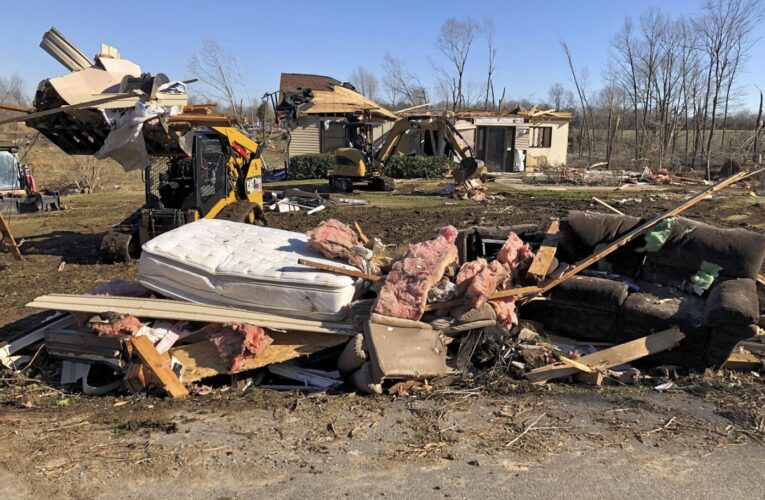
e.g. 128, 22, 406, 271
522, 211, 765, 369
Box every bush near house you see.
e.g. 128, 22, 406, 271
287, 153, 335, 180
384, 155, 453, 179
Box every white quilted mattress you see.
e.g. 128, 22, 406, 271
138, 219, 361, 320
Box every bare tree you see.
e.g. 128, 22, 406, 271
611, 17, 643, 160
696, 0, 762, 178
382, 53, 427, 107
71, 156, 111, 193
187, 37, 247, 122
561, 41, 594, 162
436, 17, 481, 111
0, 74, 27, 106
547, 83, 575, 110
349, 66, 379, 101
483, 18, 497, 111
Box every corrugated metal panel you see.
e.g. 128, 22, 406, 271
289, 118, 320, 157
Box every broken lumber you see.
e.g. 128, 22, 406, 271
26, 295, 358, 336
557, 355, 594, 373
723, 349, 763, 370
527, 218, 560, 281
353, 221, 369, 244
130, 335, 188, 399
592, 197, 625, 215
526, 327, 685, 384
0, 212, 23, 261
297, 258, 382, 281
537, 169, 760, 297
171, 331, 345, 384
0, 93, 135, 126
425, 285, 544, 310
488, 285, 543, 300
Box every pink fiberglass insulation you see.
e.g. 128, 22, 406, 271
373, 225, 459, 320
91, 315, 143, 337
306, 219, 362, 267
496, 232, 534, 277
206, 323, 274, 373
455, 258, 508, 309
489, 297, 518, 328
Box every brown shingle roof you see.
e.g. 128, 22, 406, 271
279, 73, 340, 99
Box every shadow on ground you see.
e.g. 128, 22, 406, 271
17, 231, 103, 265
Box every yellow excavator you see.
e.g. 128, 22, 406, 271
100, 126, 265, 261
329, 115, 484, 192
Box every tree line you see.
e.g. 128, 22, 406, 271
348, 0, 764, 174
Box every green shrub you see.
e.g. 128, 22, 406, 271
287, 153, 335, 180
384, 155, 454, 179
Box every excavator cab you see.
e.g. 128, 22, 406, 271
101, 127, 264, 261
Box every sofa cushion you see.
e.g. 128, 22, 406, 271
618, 287, 708, 368
526, 276, 628, 342
549, 276, 629, 311
705, 278, 759, 327
558, 211, 645, 275
642, 218, 765, 286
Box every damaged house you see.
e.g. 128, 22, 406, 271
279, 73, 397, 158
454, 108, 573, 172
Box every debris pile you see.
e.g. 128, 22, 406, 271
2, 170, 762, 398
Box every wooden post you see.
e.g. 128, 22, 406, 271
0, 212, 23, 261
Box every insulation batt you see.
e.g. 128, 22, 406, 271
455, 258, 507, 309
206, 323, 274, 373
454, 232, 533, 328
306, 219, 362, 268
489, 297, 518, 328
91, 315, 143, 337
373, 226, 459, 320
496, 232, 534, 277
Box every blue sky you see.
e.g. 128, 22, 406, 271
1, 0, 764, 109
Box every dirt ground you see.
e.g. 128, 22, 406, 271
1, 181, 764, 498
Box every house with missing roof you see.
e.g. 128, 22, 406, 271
279, 73, 397, 158
453, 108, 573, 171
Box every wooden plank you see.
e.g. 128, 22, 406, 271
723, 349, 763, 370
171, 331, 346, 384
26, 295, 358, 336
592, 196, 625, 215
130, 336, 188, 399
757, 274, 765, 287
0, 93, 134, 126
425, 285, 543, 310
557, 355, 595, 373
536, 170, 760, 297
526, 328, 685, 384
353, 221, 370, 244
527, 218, 560, 281
297, 258, 381, 281
488, 285, 543, 300
0, 212, 23, 261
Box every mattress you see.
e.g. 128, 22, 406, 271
138, 219, 361, 320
